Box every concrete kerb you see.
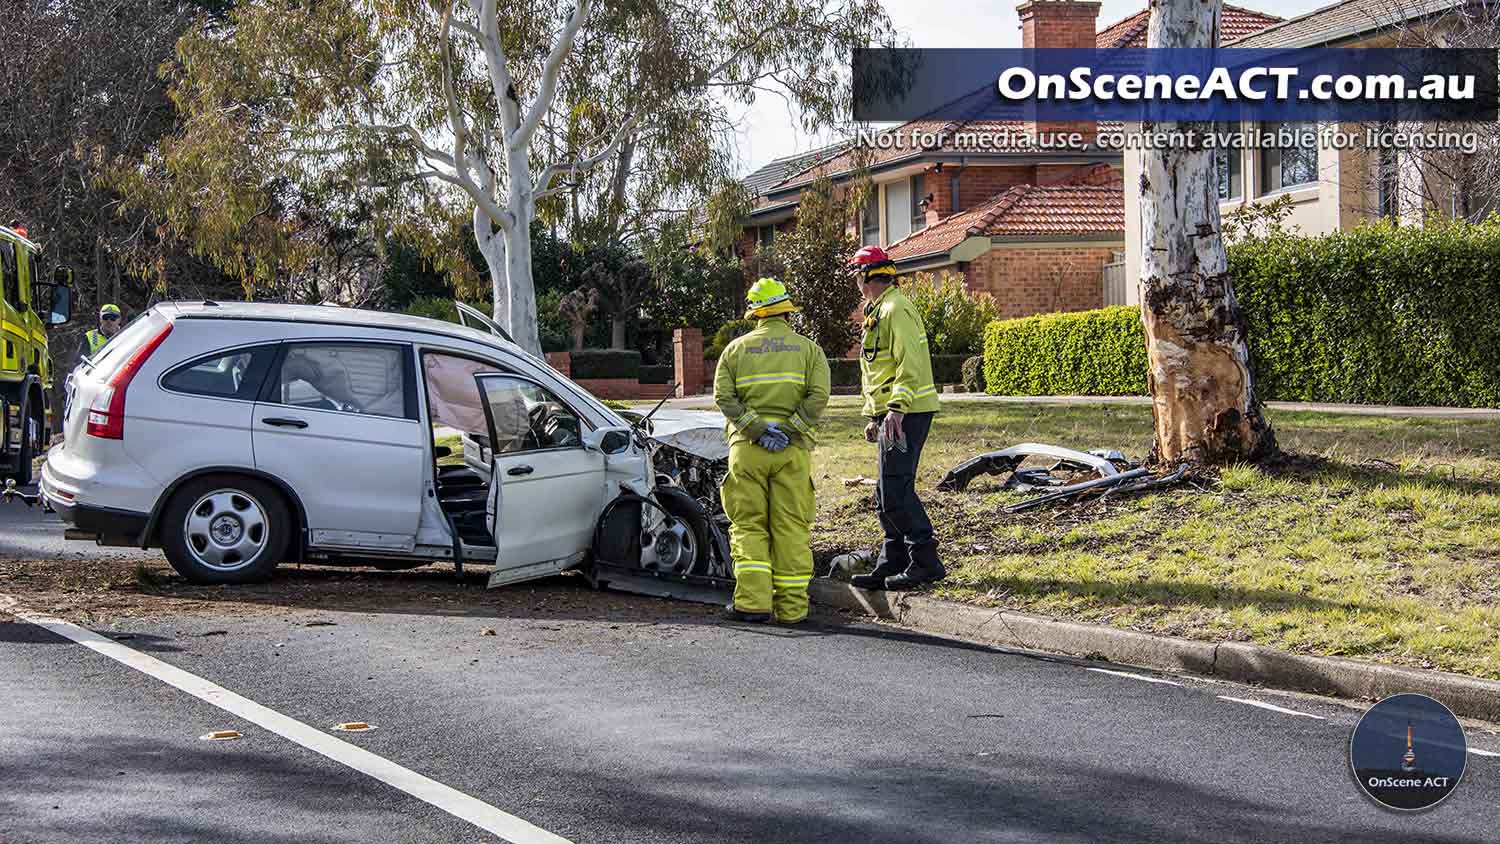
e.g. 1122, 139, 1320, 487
808, 580, 1500, 723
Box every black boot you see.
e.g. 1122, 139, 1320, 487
884, 546, 946, 591
722, 603, 772, 623
849, 560, 906, 591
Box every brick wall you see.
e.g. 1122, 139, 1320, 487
574, 378, 674, 401
673, 328, 705, 396
961, 244, 1115, 318
956, 165, 1036, 213
544, 351, 571, 377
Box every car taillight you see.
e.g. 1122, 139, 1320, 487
86, 323, 173, 440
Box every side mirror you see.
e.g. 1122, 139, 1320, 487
47, 283, 71, 326
582, 426, 633, 455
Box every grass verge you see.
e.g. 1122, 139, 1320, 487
807, 399, 1500, 679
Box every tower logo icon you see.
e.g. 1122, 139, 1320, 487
1350, 693, 1466, 811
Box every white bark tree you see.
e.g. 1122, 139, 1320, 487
1139, 0, 1276, 464
130, 0, 895, 358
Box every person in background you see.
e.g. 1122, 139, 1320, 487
846, 246, 946, 592
714, 278, 831, 624
82, 303, 123, 359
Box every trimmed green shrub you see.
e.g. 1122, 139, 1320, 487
983, 306, 1147, 396
640, 364, 674, 385
962, 355, 985, 393
1231, 218, 1500, 407
930, 354, 967, 386
570, 349, 642, 380
828, 358, 861, 387
978, 218, 1500, 407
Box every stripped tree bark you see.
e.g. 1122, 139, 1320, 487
1139, 0, 1277, 465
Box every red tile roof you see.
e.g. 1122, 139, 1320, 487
887, 183, 1123, 262
1096, 4, 1282, 48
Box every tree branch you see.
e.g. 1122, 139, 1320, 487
515, 0, 593, 147
537, 111, 647, 194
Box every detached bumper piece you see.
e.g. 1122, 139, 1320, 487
936, 442, 1189, 512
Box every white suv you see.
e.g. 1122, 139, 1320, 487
42, 301, 728, 593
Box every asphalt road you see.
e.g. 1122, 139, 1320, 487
5, 500, 1500, 842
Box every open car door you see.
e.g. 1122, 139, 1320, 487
453, 300, 514, 343
473, 372, 607, 587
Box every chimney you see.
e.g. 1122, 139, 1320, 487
1016, 0, 1101, 144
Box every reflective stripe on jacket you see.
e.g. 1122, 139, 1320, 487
84, 330, 109, 357
859, 285, 940, 417
713, 317, 831, 449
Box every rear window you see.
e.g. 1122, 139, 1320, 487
162, 345, 277, 400
86, 310, 168, 377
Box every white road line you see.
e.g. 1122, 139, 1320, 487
1085, 667, 1183, 686
5, 603, 571, 844
1469, 747, 1500, 758
1217, 695, 1326, 720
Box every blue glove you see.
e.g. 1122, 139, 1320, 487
757, 423, 790, 452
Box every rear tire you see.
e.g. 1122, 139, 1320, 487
161, 475, 290, 584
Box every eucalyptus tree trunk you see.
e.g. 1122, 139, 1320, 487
1139, 0, 1276, 464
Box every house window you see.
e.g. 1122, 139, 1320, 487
1259, 122, 1318, 194
910, 174, 927, 232
860, 190, 880, 246
1215, 123, 1242, 201
1377, 140, 1399, 220
885, 179, 912, 242
949, 174, 961, 213
757, 225, 775, 248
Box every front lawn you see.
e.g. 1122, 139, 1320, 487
800, 399, 1500, 678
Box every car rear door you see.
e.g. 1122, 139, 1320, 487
473, 372, 606, 586
251, 341, 425, 553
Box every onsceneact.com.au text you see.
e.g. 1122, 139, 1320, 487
996, 67, 1478, 103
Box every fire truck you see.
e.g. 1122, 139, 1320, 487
1, 224, 72, 485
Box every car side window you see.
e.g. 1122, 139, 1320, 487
162, 346, 276, 400
273, 343, 414, 419
479, 376, 587, 454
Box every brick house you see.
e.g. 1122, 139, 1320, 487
736, 0, 1284, 320
1120, 0, 1498, 302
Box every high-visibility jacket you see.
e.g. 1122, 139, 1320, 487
714, 317, 831, 449
84, 329, 109, 357
859, 285, 940, 416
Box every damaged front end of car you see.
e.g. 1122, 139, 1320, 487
586, 410, 738, 604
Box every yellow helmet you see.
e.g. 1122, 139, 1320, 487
746, 277, 789, 308
99, 303, 122, 318
745, 277, 798, 318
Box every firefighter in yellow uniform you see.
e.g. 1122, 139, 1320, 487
714, 278, 831, 624
847, 246, 946, 591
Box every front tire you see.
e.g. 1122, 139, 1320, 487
654, 486, 713, 574
13, 412, 38, 487
161, 475, 290, 584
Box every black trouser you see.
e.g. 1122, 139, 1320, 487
874, 411, 941, 573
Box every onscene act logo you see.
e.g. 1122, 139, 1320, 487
1350, 693, 1467, 811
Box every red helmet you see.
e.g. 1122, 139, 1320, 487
848, 245, 893, 270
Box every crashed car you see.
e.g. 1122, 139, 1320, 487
40, 300, 734, 599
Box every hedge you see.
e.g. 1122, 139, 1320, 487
983, 306, 1148, 396
828, 358, 861, 388
979, 220, 1500, 407
639, 364, 675, 385
570, 349, 642, 380
1231, 219, 1500, 407
931, 354, 968, 386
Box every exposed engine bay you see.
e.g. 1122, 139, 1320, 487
588, 409, 738, 603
